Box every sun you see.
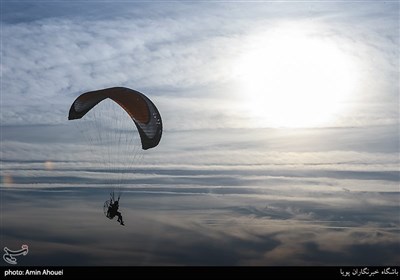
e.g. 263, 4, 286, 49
234, 24, 359, 128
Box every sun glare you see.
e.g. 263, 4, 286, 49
234, 24, 359, 128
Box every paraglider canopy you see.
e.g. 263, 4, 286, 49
68, 87, 162, 150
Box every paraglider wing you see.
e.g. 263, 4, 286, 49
68, 87, 162, 150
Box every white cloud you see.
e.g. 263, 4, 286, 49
1, 1, 398, 128
1, 1, 398, 266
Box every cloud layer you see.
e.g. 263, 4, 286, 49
2, 1, 399, 128
1, 1, 399, 266
2, 185, 399, 265
1, 125, 399, 265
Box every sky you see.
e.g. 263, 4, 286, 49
1, 0, 399, 266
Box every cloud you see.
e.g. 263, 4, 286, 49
1, 126, 398, 265
2, 186, 399, 265
1, 1, 398, 128
1, 1, 398, 266
1, 126, 398, 198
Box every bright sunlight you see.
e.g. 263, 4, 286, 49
234, 24, 359, 128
